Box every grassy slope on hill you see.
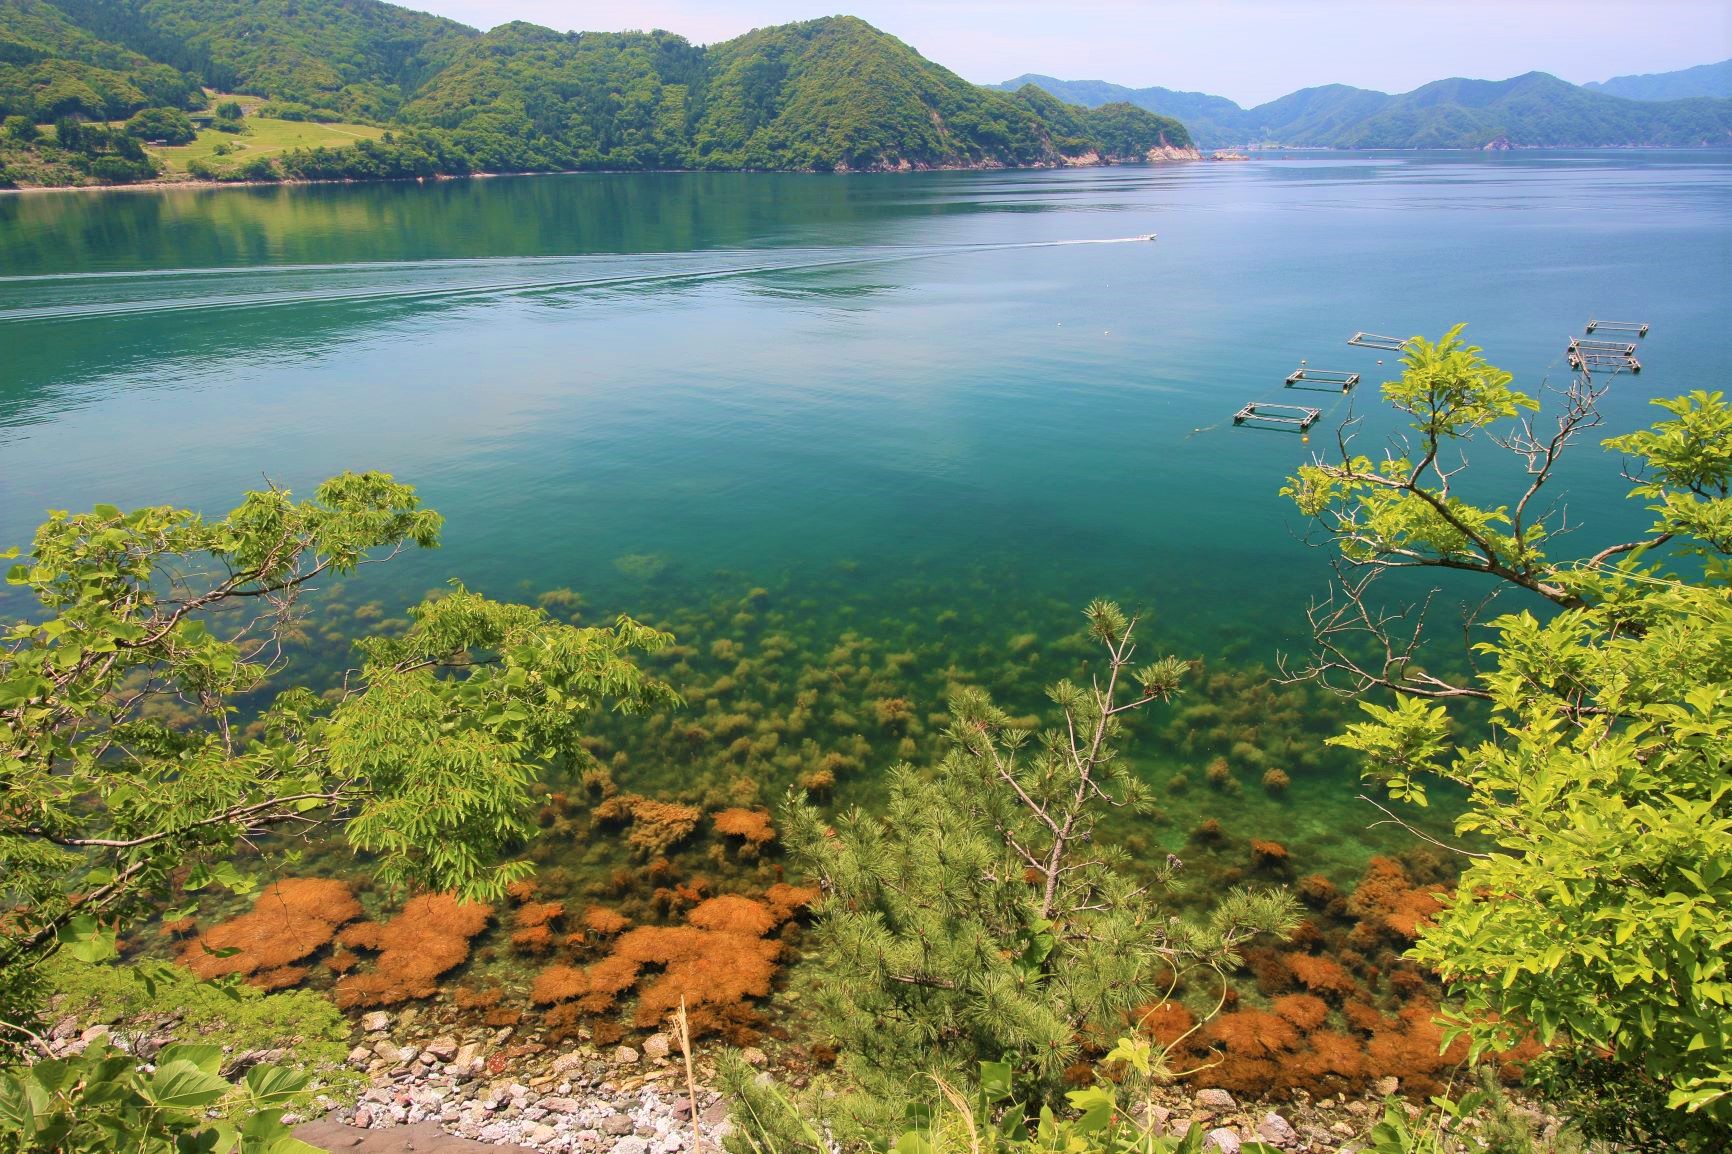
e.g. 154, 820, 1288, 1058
151, 113, 384, 173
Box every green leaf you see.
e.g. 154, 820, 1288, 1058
146, 1059, 232, 1111
58, 915, 119, 963
242, 1065, 309, 1108
157, 1044, 225, 1077
977, 1060, 1013, 1105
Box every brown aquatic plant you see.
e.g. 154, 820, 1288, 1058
180, 878, 362, 986
1286, 953, 1357, 999
686, 895, 778, 937
712, 808, 776, 850
333, 893, 493, 1008
583, 906, 631, 935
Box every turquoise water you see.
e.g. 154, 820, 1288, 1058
2, 153, 1730, 885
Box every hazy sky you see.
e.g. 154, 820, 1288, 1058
408, 1, 1731, 106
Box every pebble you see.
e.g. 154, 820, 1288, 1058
641, 1034, 671, 1062
1374, 1076, 1400, 1097
361, 1011, 392, 1033
1258, 1112, 1298, 1147
611, 1046, 640, 1066
1203, 1128, 1240, 1154
1195, 1088, 1237, 1110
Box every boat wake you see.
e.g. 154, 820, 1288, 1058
0, 237, 1158, 324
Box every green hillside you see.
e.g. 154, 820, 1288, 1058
1339, 72, 1732, 148
1585, 58, 1732, 101
400, 16, 1189, 173
998, 69, 1732, 149
0, 0, 200, 121
47, 0, 478, 118
997, 74, 1245, 148
0, 2, 1193, 186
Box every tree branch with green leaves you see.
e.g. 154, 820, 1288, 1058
1282, 330, 1732, 1147
0, 472, 678, 1050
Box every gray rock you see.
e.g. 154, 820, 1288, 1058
425, 1035, 459, 1061
614, 1138, 651, 1154
611, 1046, 640, 1066
360, 1011, 391, 1033
540, 1097, 584, 1113
1374, 1076, 1400, 1097
642, 1034, 671, 1062
373, 1040, 402, 1063
603, 1114, 636, 1136
527, 1123, 560, 1144
1257, 1112, 1298, 1147
1195, 1088, 1236, 1110
1204, 1129, 1240, 1154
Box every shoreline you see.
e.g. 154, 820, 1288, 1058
7, 143, 1727, 196
0, 150, 1201, 197
42, 1000, 1564, 1154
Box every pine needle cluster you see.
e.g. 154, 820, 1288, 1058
730, 601, 1299, 1146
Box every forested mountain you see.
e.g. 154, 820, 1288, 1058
998, 74, 1246, 146
0, 0, 200, 119
46, 0, 478, 118
395, 17, 1188, 173
0, 1, 1191, 185
996, 67, 1732, 148
1585, 58, 1732, 101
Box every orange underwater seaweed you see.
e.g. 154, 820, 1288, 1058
583, 905, 631, 935
712, 808, 776, 847
1135, 1001, 1198, 1051
180, 878, 362, 986
1271, 993, 1329, 1031
1207, 1009, 1300, 1058
332, 893, 493, 1008
1346, 857, 1446, 945
687, 894, 779, 937
1287, 953, 1358, 998
765, 882, 820, 921
595, 795, 704, 857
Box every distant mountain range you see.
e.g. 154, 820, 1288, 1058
0, 0, 1193, 187
995, 64, 1732, 149
1585, 59, 1732, 102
